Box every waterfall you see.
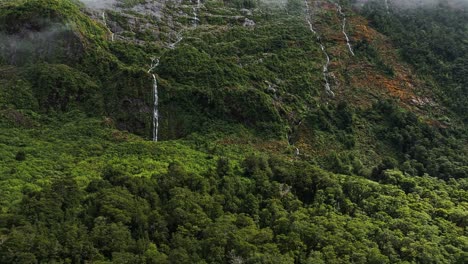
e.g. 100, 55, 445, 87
287, 118, 303, 156
335, 3, 355, 56
193, 7, 198, 27
102, 12, 114, 41
147, 30, 183, 141
287, 133, 300, 156
168, 33, 183, 49
102, 12, 106, 26
304, 0, 316, 34
384, 0, 390, 14
304, 0, 334, 97
151, 73, 159, 142
193, 0, 201, 27
320, 43, 334, 97
148, 58, 160, 142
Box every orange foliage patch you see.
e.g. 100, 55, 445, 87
350, 17, 380, 42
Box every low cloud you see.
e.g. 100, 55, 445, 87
354, 0, 468, 9
80, 0, 118, 9
0, 23, 81, 65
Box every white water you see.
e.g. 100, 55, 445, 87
385, 0, 390, 14
193, 7, 198, 27
335, 4, 355, 56
287, 133, 300, 156
304, 0, 316, 34
168, 33, 183, 49
147, 30, 183, 141
147, 58, 160, 141
102, 12, 114, 41
193, 0, 201, 27
102, 12, 106, 26
279, 183, 291, 196
304, 0, 334, 97
320, 44, 334, 96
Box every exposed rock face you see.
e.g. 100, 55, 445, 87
81, 0, 118, 9
129, 0, 172, 19
243, 18, 255, 27
117, 97, 151, 134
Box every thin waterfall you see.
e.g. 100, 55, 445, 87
304, 0, 334, 97
193, 0, 201, 27
335, 3, 355, 56
287, 133, 300, 156
148, 58, 160, 142
304, 0, 316, 34
168, 33, 183, 49
193, 7, 198, 27
102, 11, 114, 41
384, 0, 390, 14
147, 30, 183, 141
321, 43, 334, 96
102, 11, 106, 27
287, 119, 303, 156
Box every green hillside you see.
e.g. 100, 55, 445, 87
0, 0, 467, 263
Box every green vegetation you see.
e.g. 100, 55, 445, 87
361, 0, 468, 122
0, 124, 467, 262
0, 0, 467, 263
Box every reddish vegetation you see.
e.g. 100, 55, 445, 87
333, 15, 434, 112
111, 130, 130, 142
291, 2, 444, 159
426, 119, 448, 129
352, 17, 379, 42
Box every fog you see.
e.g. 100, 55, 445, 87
80, 0, 118, 9
352, 0, 468, 9
0, 23, 77, 65
354, 0, 468, 9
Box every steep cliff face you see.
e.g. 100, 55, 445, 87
0, 0, 444, 131
1, 0, 465, 164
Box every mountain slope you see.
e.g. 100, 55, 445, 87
0, 0, 467, 263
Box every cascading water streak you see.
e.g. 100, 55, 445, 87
151, 73, 158, 142
304, 0, 334, 97
320, 43, 334, 96
385, 0, 390, 14
148, 58, 160, 142
193, 7, 198, 26
102, 12, 114, 41
287, 133, 301, 156
169, 33, 183, 49
304, 0, 316, 34
147, 30, 183, 141
336, 4, 355, 56
193, 0, 201, 27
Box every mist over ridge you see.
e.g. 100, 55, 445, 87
79, 0, 118, 9
354, 0, 468, 9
